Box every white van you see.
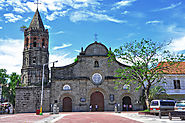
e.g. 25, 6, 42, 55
150, 100, 175, 113
174, 100, 185, 112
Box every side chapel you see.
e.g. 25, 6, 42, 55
15, 8, 143, 112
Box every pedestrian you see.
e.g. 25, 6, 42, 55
95, 104, 98, 111
123, 104, 126, 111
89, 104, 92, 112
129, 105, 132, 111
114, 104, 117, 113
51, 103, 53, 112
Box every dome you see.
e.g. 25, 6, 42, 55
84, 42, 108, 56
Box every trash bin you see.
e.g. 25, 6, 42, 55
36, 109, 40, 115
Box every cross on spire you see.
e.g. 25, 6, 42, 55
94, 33, 98, 42
34, 0, 41, 9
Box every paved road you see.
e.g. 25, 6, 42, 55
0, 113, 51, 123
55, 112, 141, 123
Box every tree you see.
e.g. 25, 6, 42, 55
108, 39, 185, 109
8, 72, 21, 106
148, 86, 167, 101
20, 25, 27, 32
0, 69, 21, 106
0, 69, 9, 102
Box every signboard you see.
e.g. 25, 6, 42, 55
110, 94, 114, 102
80, 98, 86, 102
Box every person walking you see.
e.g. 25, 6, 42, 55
89, 104, 92, 112
95, 104, 98, 111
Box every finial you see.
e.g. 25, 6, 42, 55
34, 0, 41, 9
109, 47, 111, 51
94, 33, 98, 42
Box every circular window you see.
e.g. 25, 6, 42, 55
92, 73, 102, 85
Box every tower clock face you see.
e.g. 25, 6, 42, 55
92, 73, 102, 85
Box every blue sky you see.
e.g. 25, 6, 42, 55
0, 0, 185, 74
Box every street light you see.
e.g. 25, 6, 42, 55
40, 60, 58, 115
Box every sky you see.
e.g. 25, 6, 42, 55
0, 0, 185, 74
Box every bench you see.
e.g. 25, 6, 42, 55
169, 111, 185, 120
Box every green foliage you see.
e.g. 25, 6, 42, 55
74, 57, 78, 62
139, 109, 150, 112
0, 69, 8, 85
108, 39, 185, 109
20, 25, 27, 32
8, 72, 21, 106
148, 86, 167, 101
0, 69, 21, 106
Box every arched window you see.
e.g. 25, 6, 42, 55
63, 84, 71, 91
33, 37, 37, 47
26, 38, 29, 47
42, 39, 45, 48
33, 57, 36, 64
26, 57, 29, 65
94, 61, 99, 67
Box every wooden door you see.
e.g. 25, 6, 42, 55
90, 91, 104, 111
63, 97, 72, 112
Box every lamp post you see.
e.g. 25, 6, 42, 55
40, 60, 58, 115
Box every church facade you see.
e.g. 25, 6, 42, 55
15, 9, 143, 112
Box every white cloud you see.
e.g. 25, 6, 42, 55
44, 25, 51, 29
0, 27, 2, 30
55, 31, 64, 35
13, 7, 26, 13
24, 17, 31, 22
49, 54, 75, 68
146, 20, 161, 24
121, 10, 129, 15
75, 50, 81, 53
170, 36, 185, 52
112, 0, 136, 10
4, 13, 22, 23
154, 2, 182, 11
0, 38, 23, 74
167, 24, 185, 35
46, 10, 69, 21
70, 11, 126, 23
53, 44, 72, 50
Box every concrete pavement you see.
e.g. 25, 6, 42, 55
0, 112, 184, 123
114, 111, 183, 123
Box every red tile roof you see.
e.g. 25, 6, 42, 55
157, 62, 185, 74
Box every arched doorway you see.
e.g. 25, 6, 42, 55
122, 96, 132, 111
63, 97, 72, 112
90, 91, 104, 111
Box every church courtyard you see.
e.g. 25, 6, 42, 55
0, 112, 183, 123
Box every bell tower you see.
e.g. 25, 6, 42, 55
21, 8, 49, 86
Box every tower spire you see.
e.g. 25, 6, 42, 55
29, 7, 45, 30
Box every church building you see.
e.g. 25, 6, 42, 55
15, 9, 143, 112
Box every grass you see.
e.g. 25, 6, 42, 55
139, 109, 150, 112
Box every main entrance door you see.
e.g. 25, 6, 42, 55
90, 91, 104, 111
63, 97, 72, 112
122, 96, 132, 111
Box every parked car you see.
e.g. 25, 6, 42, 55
150, 100, 175, 114
174, 100, 185, 111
